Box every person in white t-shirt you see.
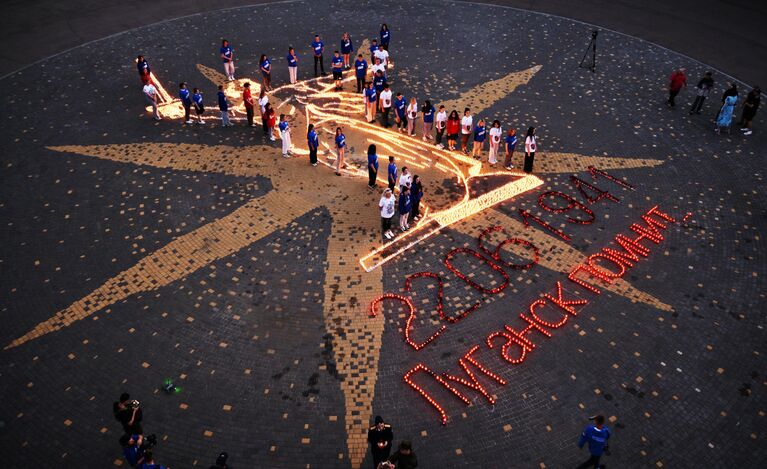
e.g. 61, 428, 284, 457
435, 105, 447, 149
488, 120, 502, 166
258, 89, 269, 134
524, 126, 537, 173
379, 85, 393, 128
398, 166, 412, 192
406, 98, 418, 137
379, 188, 396, 239
374, 45, 389, 77
371, 58, 386, 77
460, 108, 473, 154
143, 83, 160, 120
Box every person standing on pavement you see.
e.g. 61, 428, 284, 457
286, 47, 298, 84
258, 89, 269, 134
217, 85, 230, 127
371, 57, 386, 79
380, 24, 391, 51
398, 186, 412, 232
714, 82, 738, 121
369, 39, 379, 63
388, 441, 417, 469
410, 175, 424, 222
378, 189, 396, 240
192, 87, 205, 124
136, 55, 151, 85
387, 156, 397, 191
265, 103, 277, 141
398, 166, 412, 193
243, 82, 255, 127
341, 32, 354, 69
332, 51, 344, 91
739, 86, 761, 136
113, 393, 143, 435
715, 94, 737, 134
279, 114, 291, 157
220, 39, 235, 81
446, 109, 460, 151
367, 415, 394, 468
460, 107, 473, 154
689, 71, 714, 115
143, 81, 160, 120
380, 85, 393, 128
488, 120, 502, 166
367, 144, 379, 188
260, 54, 272, 91
373, 71, 387, 105
365, 81, 378, 123
667, 67, 687, 108
334, 127, 346, 175
179, 82, 192, 124
394, 92, 407, 133
406, 97, 418, 137
435, 105, 447, 148
576, 415, 611, 469
307, 123, 319, 166
311, 34, 326, 77
472, 118, 486, 159
504, 127, 517, 170
421, 100, 435, 141
355, 54, 368, 93
374, 45, 390, 79
523, 126, 537, 173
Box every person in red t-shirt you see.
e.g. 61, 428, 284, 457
667, 68, 687, 108
266, 103, 277, 141
243, 82, 255, 127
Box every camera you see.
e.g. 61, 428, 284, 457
128, 399, 140, 409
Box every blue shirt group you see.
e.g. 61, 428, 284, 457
578, 425, 611, 456
179, 88, 191, 105
373, 75, 386, 94
341, 37, 354, 54
355, 58, 368, 78
192, 92, 203, 107
395, 96, 407, 118
474, 124, 487, 142
365, 87, 377, 103
220, 45, 232, 62
278, 120, 289, 133
311, 40, 324, 56
368, 152, 379, 170
307, 129, 319, 149
398, 192, 411, 214
387, 162, 397, 183
380, 29, 391, 45
332, 56, 344, 71
286, 53, 297, 67
335, 133, 346, 148
369, 43, 379, 59
261, 58, 271, 74
505, 133, 517, 148
217, 91, 228, 111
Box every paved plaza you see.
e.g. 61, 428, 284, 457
0, 1, 765, 468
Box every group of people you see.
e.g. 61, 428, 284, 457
371, 150, 424, 240
667, 68, 761, 135
367, 416, 418, 469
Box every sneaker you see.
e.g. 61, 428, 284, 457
185, 120, 193, 124
270, 136, 276, 141
282, 154, 290, 158
312, 163, 318, 166
386, 230, 394, 238
405, 224, 410, 229
744, 130, 753, 135
154, 117, 162, 121
505, 166, 513, 170
401, 227, 407, 232
740, 127, 749, 132
384, 232, 392, 239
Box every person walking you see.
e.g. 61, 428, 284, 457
387, 156, 397, 191
136, 55, 151, 85
446, 110, 460, 151
311, 34, 326, 77
355, 54, 368, 93
488, 119, 502, 166
406, 97, 418, 137
334, 127, 346, 175
374, 45, 390, 79
369, 39, 379, 62
715, 94, 737, 134
367, 144, 379, 189
143, 81, 161, 120
380, 85, 393, 128
220, 39, 235, 80
307, 123, 319, 166
258, 89, 269, 134
380, 24, 391, 51
364, 81, 378, 123
278, 114, 291, 157
689, 72, 714, 115
421, 100, 435, 141
398, 186, 412, 232
341, 32, 354, 69
410, 175, 424, 222
260, 54, 272, 91
265, 103, 277, 141
371, 57, 386, 78
667, 67, 687, 108
373, 71, 387, 105
243, 82, 255, 127
504, 127, 517, 170
739, 86, 761, 136
217, 85, 231, 127
179, 82, 193, 124
286, 47, 298, 84
472, 118, 486, 159
435, 105, 447, 148
192, 87, 205, 124
394, 92, 407, 133
714, 82, 738, 121
332, 51, 344, 91
576, 415, 611, 469
523, 126, 537, 173
378, 190, 396, 240
388, 441, 417, 469
460, 107, 473, 154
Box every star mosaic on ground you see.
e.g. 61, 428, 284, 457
0, 1, 765, 468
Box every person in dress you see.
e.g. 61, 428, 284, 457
334, 127, 346, 175
265, 103, 277, 141
406, 97, 418, 137
504, 128, 517, 170
523, 126, 537, 173
446, 110, 460, 151
379, 189, 396, 240
715, 94, 737, 134
488, 120, 502, 166
472, 118, 486, 159
341, 32, 354, 69
286, 47, 298, 84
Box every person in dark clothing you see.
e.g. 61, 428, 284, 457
689, 72, 714, 115
367, 144, 379, 188
367, 415, 393, 468
388, 440, 417, 469
410, 175, 423, 222
667, 68, 687, 107
209, 451, 230, 469
577, 415, 611, 469
120, 433, 146, 467
739, 86, 761, 136
113, 393, 143, 435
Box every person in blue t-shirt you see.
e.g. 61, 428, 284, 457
120, 434, 145, 466
367, 144, 379, 188
307, 123, 319, 166
369, 39, 379, 62
380, 24, 391, 51
259, 54, 272, 91
311, 34, 326, 77
278, 114, 291, 158
504, 128, 517, 170
217, 85, 231, 127
421, 100, 435, 141
387, 156, 397, 191
577, 415, 611, 469
354, 54, 368, 93
394, 92, 407, 133
334, 127, 346, 176
192, 88, 204, 124
331, 51, 344, 90
472, 119, 487, 159
220, 39, 235, 80
365, 81, 377, 122
138, 451, 167, 469
286, 46, 298, 84
398, 186, 412, 231
179, 82, 192, 124
341, 32, 354, 69
373, 71, 387, 100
